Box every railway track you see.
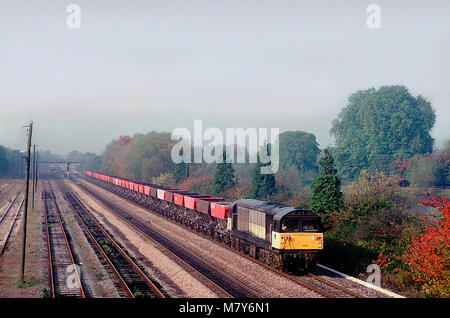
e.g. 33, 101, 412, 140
303, 273, 364, 298
187, 228, 364, 298
0, 192, 20, 226
0, 192, 24, 258
79, 177, 366, 298
63, 190, 165, 298
43, 182, 86, 298
74, 181, 261, 298
174, 228, 363, 298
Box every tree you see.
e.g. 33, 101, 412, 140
100, 131, 178, 181
66, 150, 101, 172
407, 154, 436, 187
401, 195, 450, 297
434, 152, 450, 188
173, 149, 189, 183
250, 144, 276, 200
0, 145, 11, 177
331, 85, 436, 179
279, 131, 321, 180
309, 149, 343, 224
173, 162, 189, 183
128, 131, 177, 181
212, 151, 237, 196
100, 138, 133, 177
151, 172, 176, 187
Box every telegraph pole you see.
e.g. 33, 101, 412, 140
20, 121, 33, 282
35, 149, 38, 192
32, 144, 35, 209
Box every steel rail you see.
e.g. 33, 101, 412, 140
0, 192, 20, 225
44, 181, 85, 298
64, 191, 165, 298
64, 192, 134, 298
0, 197, 24, 258
68, 192, 166, 298
43, 190, 55, 298
306, 273, 364, 298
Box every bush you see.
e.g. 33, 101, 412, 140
400, 195, 450, 297
178, 175, 214, 195
329, 171, 402, 238
151, 172, 176, 187
222, 184, 251, 201
322, 170, 429, 296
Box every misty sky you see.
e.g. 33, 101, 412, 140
0, 0, 449, 155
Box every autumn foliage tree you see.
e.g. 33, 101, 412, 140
401, 195, 450, 297
100, 132, 178, 182
100, 136, 134, 177
179, 175, 215, 195
393, 152, 450, 187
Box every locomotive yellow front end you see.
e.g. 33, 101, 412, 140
272, 211, 323, 270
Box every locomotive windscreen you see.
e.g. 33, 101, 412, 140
281, 217, 320, 233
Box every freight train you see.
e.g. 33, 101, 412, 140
83, 170, 324, 271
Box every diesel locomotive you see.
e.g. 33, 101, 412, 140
83, 171, 323, 271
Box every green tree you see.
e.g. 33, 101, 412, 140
279, 130, 321, 177
250, 145, 276, 200
0, 145, 11, 177
309, 148, 343, 224
173, 149, 189, 183
212, 151, 237, 196
433, 153, 450, 188
151, 172, 176, 187
173, 162, 189, 183
331, 85, 435, 179
67, 150, 101, 172
100, 132, 178, 181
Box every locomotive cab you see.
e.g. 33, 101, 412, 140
271, 210, 323, 251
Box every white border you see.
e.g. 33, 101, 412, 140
318, 264, 406, 298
